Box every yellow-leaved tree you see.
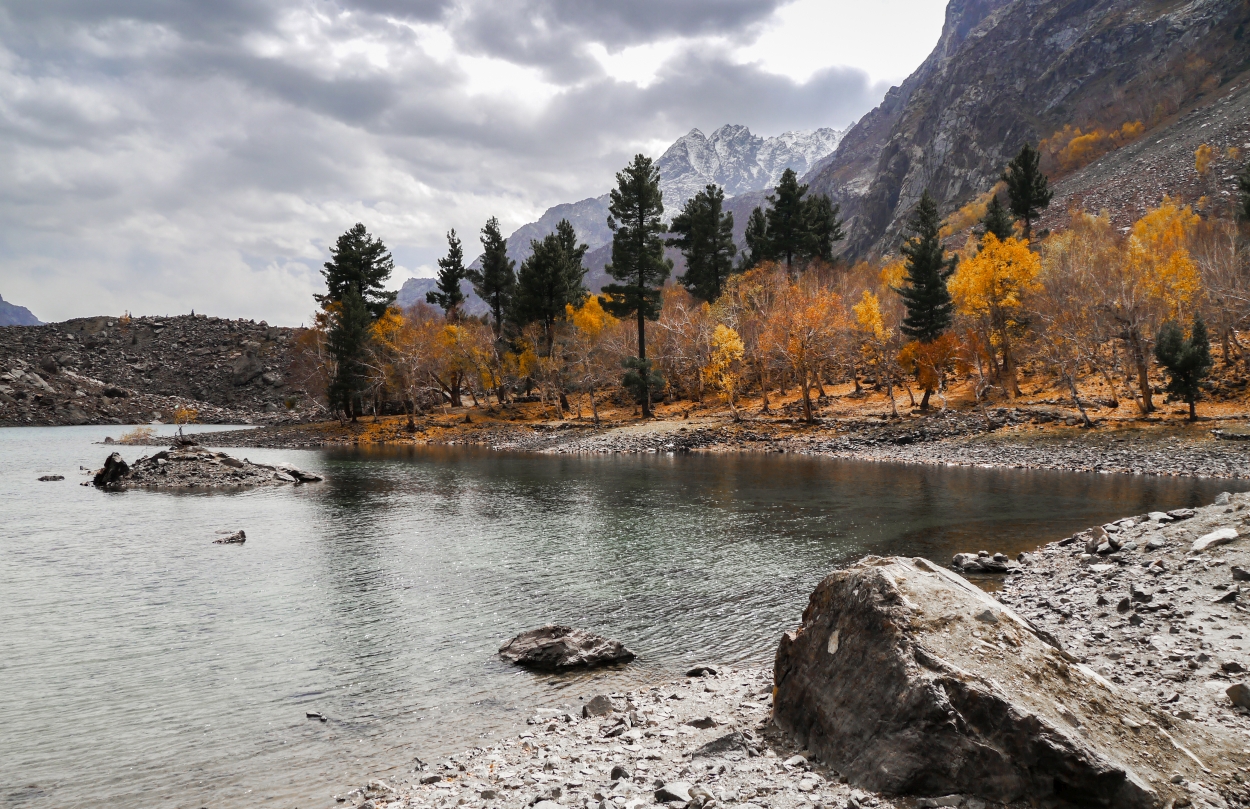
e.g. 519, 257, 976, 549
702, 324, 745, 420
948, 233, 1041, 397
1195, 143, 1213, 178
852, 289, 900, 417
566, 295, 620, 423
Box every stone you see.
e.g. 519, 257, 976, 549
686, 716, 717, 729
692, 731, 752, 758
420, 774, 442, 785
1228, 683, 1250, 710
275, 462, 323, 482
610, 765, 631, 781
916, 798, 962, 808
686, 664, 718, 677
37, 474, 64, 481
1130, 584, 1153, 603
773, 555, 1199, 806
1222, 661, 1245, 674
1192, 528, 1239, 553
1168, 509, 1196, 520
784, 754, 808, 768
654, 782, 692, 803
1215, 492, 1233, 506
1148, 512, 1172, 523
1233, 566, 1250, 582
92, 452, 130, 487
306, 711, 327, 721
582, 695, 614, 718
213, 530, 246, 544
1117, 597, 1132, 614
498, 626, 635, 671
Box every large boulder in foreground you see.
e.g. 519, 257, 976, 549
774, 556, 1223, 808
499, 625, 635, 671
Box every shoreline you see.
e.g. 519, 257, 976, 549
340, 491, 1250, 809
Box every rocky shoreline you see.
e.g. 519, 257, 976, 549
338, 492, 1250, 809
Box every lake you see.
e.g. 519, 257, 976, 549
2, 425, 1244, 808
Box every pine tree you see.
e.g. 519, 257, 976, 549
896, 191, 956, 344
667, 184, 737, 302
1155, 313, 1213, 421
427, 229, 467, 316
1238, 161, 1250, 223
1002, 143, 1052, 241
979, 194, 1015, 242
741, 206, 770, 268
764, 168, 808, 272
468, 216, 516, 337
602, 154, 672, 417
802, 193, 845, 263
316, 222, 397, 319
327, 287, 372, 421
514, 219, 588, 357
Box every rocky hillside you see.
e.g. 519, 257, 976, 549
0, 293, 41, 327
805, 0, 1250, 258
0, 315, 318, 426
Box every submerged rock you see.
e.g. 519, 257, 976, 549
774, 555, 1213, 808
498, 625, 635, 671
213, 530, 246, 544
92, 452, 130, 487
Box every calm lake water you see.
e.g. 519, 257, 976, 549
2, 425, 1245, 809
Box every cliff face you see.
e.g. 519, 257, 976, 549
807, 0, 1250, 258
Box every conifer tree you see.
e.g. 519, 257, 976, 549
764, 168, 809, 271
980, 194, 1015, 242
1155, 313, 1213, 422
667, 184, 737, 302
316, 222, 397, 319
427, 229, 467, 316
468, 216, 516, 337
741, 206, 769, 268
897, 191, 957, 344
1238, 161, 1250, 223
741, 170, 843, 272
802, 193, 845, 263
1002, 143, 1052, 241
327, 287, 372, 421
514, 219, 588, 357
602, 154, 672, 417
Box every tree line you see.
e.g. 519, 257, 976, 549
300, 143, 1250, 426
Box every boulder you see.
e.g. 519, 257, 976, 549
1192, 528, 1239, 553
37, 474, 64, 481
773, 555, 1215, 807
92, 452, 130, 487
213, 530, 246, 545
582, 694, 613, 718
498, 625, 635, 671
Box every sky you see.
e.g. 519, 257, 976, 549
0, 0, 948, 326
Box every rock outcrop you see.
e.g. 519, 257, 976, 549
498, 625, 635, 671
774, 555, 1226, 807
90, 446, 323, 489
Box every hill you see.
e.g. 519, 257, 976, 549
0, 294, 41, 326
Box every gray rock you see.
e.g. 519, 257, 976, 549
1168, 509, 1196, 520
654, 782, 692, 803
1215, 492, 1233, 506
92, 452, 130, 487
1228, 683, 1250, 710
1233, 566, 1250, 582
686, 716, 717, 729
686, 664, 718, 677
213, 530, 246, 545
692, 731, 752, 758
498, 625, 635, 671
1192, 528, 1239, 553
773, 555, 1195, 806
582, 694, 614, 718
37, 474, 64, 481
610, 765, 631, 780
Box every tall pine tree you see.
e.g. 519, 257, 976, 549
741, 206, 769, 269
602, 154, 671, 417
1003, 143, 1052, 241
427, 229, 467, 316
1155, 313, 1213, 422
979, 194, 1015, 242
468, 216, 516, 337
802, 193, 845, 263
514, 219, 588, 357
667, 184, 737, 302
896, 191, 956, 344
742, 169, 843, 272
316, 222, 397, 318
326, 287, 373, 421
1239, 161, 1250, 223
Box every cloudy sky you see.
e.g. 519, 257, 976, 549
0, 0, 947, 325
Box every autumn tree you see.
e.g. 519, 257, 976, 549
515, 219, 588, 358
895, 192, 957, 409
427, 229, 467, 316
316, 222, 398, 319
468, 217, 516, 338
703, 324, 745, 420
949, 232, 1041, 397
853, 289, 900, 417
1003, 143, 1053, 240
565, 296, 620, 424
766, 275, 842, 423
602, 154, 672, 417
668, 184, 737, 302
1155, 313, 1213, 421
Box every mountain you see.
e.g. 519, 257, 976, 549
804, 0, 1250, 258
0, 294, 41, 326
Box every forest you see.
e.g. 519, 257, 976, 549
296, 142, 1250, 429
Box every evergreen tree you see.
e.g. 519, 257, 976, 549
1239, 161, 1250, 223
326, 287, 372, 421
764, 168, 808, 271
602, 154, 672, 417
467, 216, 516, 337
1155, 313, 1214, 422
427, 229, 467, 316
741, 206, 770, 268
1002, 143, 1052, 241
667, 184, 737, 302
979, 194, 1015, 242
802, 193, 845, 263
514, 219, 588, 357
316, 222, 396, 319
896, 191, 957, 344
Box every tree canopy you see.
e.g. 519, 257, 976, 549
468, 216, 516, 337
514, 219, 588, 356
745, 169, 843, 272
316, 222, 396, 319
667, 184, 737, 302
1003, 143, 1053, 240
1155, 313, 1213, 421
427, 229, 467, 316
979, 194, 1015, 243
896, 191, 957, 344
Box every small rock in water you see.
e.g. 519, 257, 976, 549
306, 711, 327, 722
686, 664, 718, 677
37, 475, 64, 481
213, 530, 246, 545
498, 625, 635, 671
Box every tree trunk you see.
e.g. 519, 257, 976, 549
638, 304, 651, 418
999, 321, 1021, 398
1127, 329, 1154, 413
801, 369, 814, 423
1065, 373, 1094, 428
1189, 397, 1197, 421
919, 387, 932, 410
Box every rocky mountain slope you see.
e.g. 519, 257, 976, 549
805, 0, 1250, 258
0, 315, 318, 426
398, 125, 843, 308
0, 293, 41, 326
